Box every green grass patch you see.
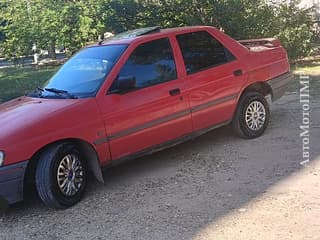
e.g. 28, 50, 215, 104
294, 65, 320, 74
292, 55, 320, 75
291, 56, 320, 97
0, 66, 58, 103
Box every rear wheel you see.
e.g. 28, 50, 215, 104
35, 143, 87, 209
232, 92, 270, 139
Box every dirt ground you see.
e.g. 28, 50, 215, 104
0, 78, 319, 240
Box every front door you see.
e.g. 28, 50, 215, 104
98, 37, 192, 160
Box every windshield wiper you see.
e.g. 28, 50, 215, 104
44, 88, 78, 99
27, 87, 45, 97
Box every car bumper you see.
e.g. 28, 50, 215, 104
267, 72, 294, 101
0, 161, 28, 205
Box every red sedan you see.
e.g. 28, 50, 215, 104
0, 26, 292, 209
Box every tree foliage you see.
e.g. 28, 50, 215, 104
273, 0, 313, 59
0, 0, 314, 59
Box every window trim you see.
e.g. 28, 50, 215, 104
176, 30, 237, 76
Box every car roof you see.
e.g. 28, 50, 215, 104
93, 26, 216, 46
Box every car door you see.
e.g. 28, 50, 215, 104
175, 30, 247, 131
97, 37, 192, 160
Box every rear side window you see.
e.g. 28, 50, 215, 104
115, 38, 177, 90
176, 31, 235, 74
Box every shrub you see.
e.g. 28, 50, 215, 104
273, 0, 314, 59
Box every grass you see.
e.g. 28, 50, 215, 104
293, 64, 320, 75
291, 56, 320, 96
0, 66, 58, 103
292, 56, 320, 76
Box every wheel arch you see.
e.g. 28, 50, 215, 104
240, 81, 273, 99
233, 82, 272, 120
24, 138, 104, 194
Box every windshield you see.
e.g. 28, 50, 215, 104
41, 44, 127, 98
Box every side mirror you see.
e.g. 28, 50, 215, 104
118, 75, 136, 91
109, 75, 136, 94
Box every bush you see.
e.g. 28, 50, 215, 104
148, 0, 314, 60
211, 0, 314, 59
277, 23, 313, 59
273, 0, 314, 59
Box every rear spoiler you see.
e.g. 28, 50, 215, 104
238, 38, 281, 48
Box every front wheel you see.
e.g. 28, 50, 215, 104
35, 143, 87, 209
232, 92, 270, 139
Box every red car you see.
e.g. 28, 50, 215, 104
0, 26, 292, 209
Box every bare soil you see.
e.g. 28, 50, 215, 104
0, 77, 319, 240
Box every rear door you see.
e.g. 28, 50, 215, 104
176, 30, 246, 131
98, 37, 192, 160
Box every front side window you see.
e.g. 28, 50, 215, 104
111, 38, 177, 92
176, 31, 235, 75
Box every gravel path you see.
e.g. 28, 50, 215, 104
0, 87, 319, 240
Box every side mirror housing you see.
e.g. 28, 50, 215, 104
118, 75, 136, 91
109, 75, 136, 94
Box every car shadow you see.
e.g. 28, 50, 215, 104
2, 94, 319, 240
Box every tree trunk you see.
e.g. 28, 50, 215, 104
48, 40, 56, 59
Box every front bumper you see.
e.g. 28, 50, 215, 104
0, 161, 28, 205
267, 72, 294, 101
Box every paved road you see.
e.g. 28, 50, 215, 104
0, 82, 319, 240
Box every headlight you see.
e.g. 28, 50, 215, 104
0, 151, 4, 167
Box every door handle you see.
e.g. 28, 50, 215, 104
169, 88, 181, 96
233, 69, 243, 76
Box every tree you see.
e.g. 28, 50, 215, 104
274, 0, 313, 59
0, 0, 112, 58
0, 0, 35, 58
0, 0, 314, 59
0, 1, 6, 43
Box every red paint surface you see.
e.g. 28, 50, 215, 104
0, 26, 290, 167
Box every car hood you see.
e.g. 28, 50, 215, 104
0, 96, 79, 140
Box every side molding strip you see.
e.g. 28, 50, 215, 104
93, 93, 238, 145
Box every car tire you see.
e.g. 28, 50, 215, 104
232, 91, 270, 139
35, 143, 87, 209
